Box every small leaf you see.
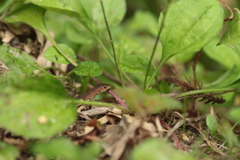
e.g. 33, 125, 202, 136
44, 44, 77, 64
131, 138, 195, 160
160, 0, 223, 62
92, 0, 126, 30
0, 142, 19, 160
159, 81, 170, 94
73, 61, 102, 77
203, 38, 240, 69
219, 8, 240, 55
0, 76, 77, 139
30, 138, 101, 160
206, 114, 217, 133
120, 55, 155, 75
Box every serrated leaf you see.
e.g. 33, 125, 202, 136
120, 55, 155, 75
160, 0, 223, 62
131, 138, 195, 160
73, 61, 102, 77
219, 8, 240, 55
4, 4, 47, 35
44, 44, 77, 64
0, 142, 19, 160
92, 0, 126, 30
206, 114, 217, 133
204, 38, 240, 69
0, 45, 40, 92
0, 76, 77, 139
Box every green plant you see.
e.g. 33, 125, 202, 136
0, 0, 240, 159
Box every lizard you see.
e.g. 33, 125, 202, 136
75, 83, 111, 112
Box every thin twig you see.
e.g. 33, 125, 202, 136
219, 0, 234, 21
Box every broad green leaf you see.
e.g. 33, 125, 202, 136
131, 138, 196, 160
115, 88, 180, 116
92, 0, 126, 30
120, 55, 155, 75
160, 0, 223, 62
203, 38, 240, 69
0, 142, 19, 160
26, 0, 91, 27
219, 8, 240, 55
229, 107, 240, 122
73, 61, 102, 77
0, 45, 39, 92
31, 138, 101, 160
206, 115, 217, 133
0, 76, 77, 139
4, 4, 47, 35
44, 44, 77, 64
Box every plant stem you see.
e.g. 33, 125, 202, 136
99, 0, 124, 86
145, 57, 167, 89
144, 13, 164, 90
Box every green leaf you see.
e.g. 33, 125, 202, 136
0, 142, 19, 160
159, 81, 170, 94
127, 10, 158, 36
44, 44, 77, 64
73, 61, 102, 77
0, 76, 77, 139
203, 66, 240, 89
219, 8, 240, 55
160, 0, 223, 62
115, 88, 180, 116
4, 4, 47, 35
203, 38, 240, 69
0, 45, 40, 92
30, 138, 101, 160
92, 0, 126, 30
120, 55, 155, 75
131, 138, 196, 160
65, 22, 93, 44
26, 0, 91, 28
31, 138, 81, 160
229, 107, 240, 122
206, 115, 217, 133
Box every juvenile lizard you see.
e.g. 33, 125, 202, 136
76, 83, 111, 112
